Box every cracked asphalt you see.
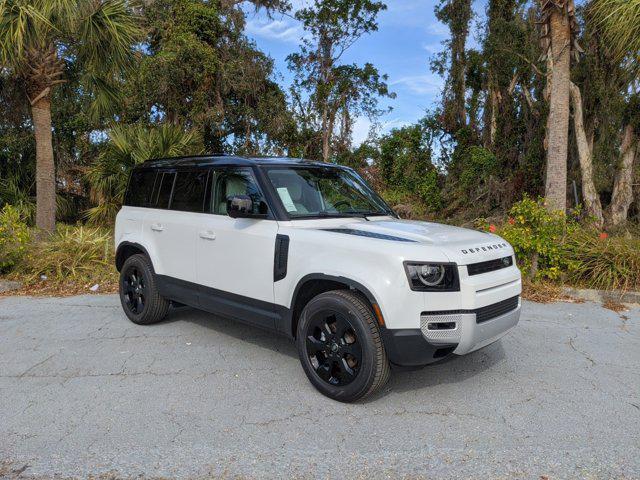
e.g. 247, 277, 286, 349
1, 295, 639, 479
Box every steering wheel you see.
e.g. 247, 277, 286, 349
333, 200, 353, 211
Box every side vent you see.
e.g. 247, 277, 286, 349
274, 234, 290, 281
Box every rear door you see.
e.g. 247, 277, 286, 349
196, 167, 280, 329
143, 169, 208, 301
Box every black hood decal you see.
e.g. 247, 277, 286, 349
322, 228, 417, 243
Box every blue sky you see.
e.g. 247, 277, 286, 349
244, 0, 488, 144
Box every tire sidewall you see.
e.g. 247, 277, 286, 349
296, 291, 379, 402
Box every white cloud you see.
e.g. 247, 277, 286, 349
426, 22, 449, 37
390, 74, 443, 95
244, 18, 305, 44
421, 42, 442, 54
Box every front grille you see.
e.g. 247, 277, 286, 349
467, 256, 513, 276
421, 295, 520, 325
475, 296, 520, 323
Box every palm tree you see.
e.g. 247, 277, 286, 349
0, 0, 139, 232
538, 0, 580, 213
85, 123, 203, 225
590, 0, 640, 78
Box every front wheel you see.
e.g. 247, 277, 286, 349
119, 254, 169, 325
296, 290, 390, 402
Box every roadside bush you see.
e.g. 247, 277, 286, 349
567, 231, 640, 292
18, 225, 115, 283
487, 195, 640, 291
490, 195, 579, 280
0, 205, 30, 273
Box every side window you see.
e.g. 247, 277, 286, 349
210, 168, 268, 215
154, 172, 176, 209
125, 170, 157, 207
171, 170, 208, 212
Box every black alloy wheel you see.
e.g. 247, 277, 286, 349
305, 310, 363, 386
118, 254, 169, 325
122, 266, 146, 314
296, 290, 390, 402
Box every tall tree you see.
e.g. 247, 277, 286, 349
434, 0, 473, 133
287, 0, 392, 162
538, 0, 580, 213
0, 0, 139, 232
125, 0, 292, 154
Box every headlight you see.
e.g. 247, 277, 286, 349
404, 262, 460, 292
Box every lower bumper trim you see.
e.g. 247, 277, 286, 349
380, 328, 457, 368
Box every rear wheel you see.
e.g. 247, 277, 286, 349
296, 290, 390, 402
119, 254, 169, 325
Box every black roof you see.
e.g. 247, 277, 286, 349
138, 155, 343, 169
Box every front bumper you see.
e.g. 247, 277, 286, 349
421, 297, 521, 355
381, 298, 521, 367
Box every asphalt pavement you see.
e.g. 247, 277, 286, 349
1, 295, 639, 479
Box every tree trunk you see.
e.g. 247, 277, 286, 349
608, 124, 638, 228
569, 82, 604, 227
321, 105, 331, 162
31, 97, 56, 233
543, 7, 572, 213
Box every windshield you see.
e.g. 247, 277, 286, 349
265, 166, 394, 218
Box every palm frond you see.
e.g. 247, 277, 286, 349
589, 0, 640, 77
84, 123, 203, 224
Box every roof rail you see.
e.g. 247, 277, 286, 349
143, 153, 230, 163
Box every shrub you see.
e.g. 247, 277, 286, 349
567, 231, 640, 292
492, 195, 579, 280
18, 225, 115, 283
0, 205, 30, 273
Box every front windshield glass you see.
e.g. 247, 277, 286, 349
265, 166, 394, 218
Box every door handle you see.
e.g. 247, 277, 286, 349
150, 223, 164, 232
199, 230, 216, 240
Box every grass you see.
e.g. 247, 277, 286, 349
3, 225, 118, 296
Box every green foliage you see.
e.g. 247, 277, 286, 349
0, 0, 141, 118
589, 0, 640, 79
17, 225, 114, 283
0, 175, 35, 222
377, 122, 442, 211
567, 231, 640, 291
0, 205, 30, 273
458, 146, 499, 191
85, 123, 203, 224
493, 196, 579, 280
126, 0, 292, 153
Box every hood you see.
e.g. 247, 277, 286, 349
322, 218, 513, 264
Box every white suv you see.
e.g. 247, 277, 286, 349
115, 155, 521, 401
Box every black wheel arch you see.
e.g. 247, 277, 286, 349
287, 273, 381, 338
115, 242, 152, 272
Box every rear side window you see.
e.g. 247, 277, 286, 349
171, 170, 208, 212
154, 172, 176, 209
125, 170, 157, 207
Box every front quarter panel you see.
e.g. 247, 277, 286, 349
275, 225, 451, 330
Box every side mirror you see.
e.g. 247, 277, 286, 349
226, 195, 267, 219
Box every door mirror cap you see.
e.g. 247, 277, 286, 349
226, 195, 267, 219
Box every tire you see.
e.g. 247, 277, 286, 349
296, 289, 391, 402
119, 254, 169, 325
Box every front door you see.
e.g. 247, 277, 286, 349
196, 167, 279, 329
